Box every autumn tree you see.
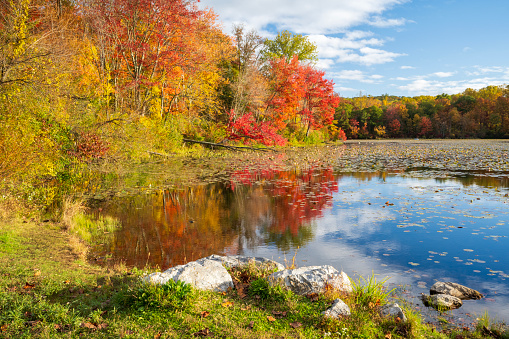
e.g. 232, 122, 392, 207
82, 0, 203, 116
298, 65, 339, 136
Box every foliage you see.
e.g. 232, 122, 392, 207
225, 110, 287, 146
261, 30, 318, 62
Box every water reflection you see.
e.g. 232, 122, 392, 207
91, 167, 339, 267
90, 166, 509, 323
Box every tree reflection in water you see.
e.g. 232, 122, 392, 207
91, 167, 339, 269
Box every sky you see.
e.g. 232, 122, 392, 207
200, 0, 509, 97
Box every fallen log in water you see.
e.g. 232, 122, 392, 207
182, 138, 278, 152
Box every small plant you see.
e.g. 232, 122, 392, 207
350, 273, 395, 309
130, 279, 193, 311
248, 278, 292, 302
227, 260, 279, 284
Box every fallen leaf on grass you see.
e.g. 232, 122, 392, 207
1, 324, 7, 332
289, 322, 302, 329
81, 322, 107, 331
24, 320, 41, 327
271, 311, 287, 318
82, 322, 97, 330
385, 332, 392, 339
154, 332, 161, 339
200, 311, 210, 318
248, 321, 254, 329
306, 293, 319, 302
194, 328, 211, 337
221, 301, 233, 308
23, 282, 35, 289
267, 316, 276, 322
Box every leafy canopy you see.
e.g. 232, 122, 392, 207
262, 30, 318, 63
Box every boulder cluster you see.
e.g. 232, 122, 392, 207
420, 281, 483, 310
142, 254, 406, 321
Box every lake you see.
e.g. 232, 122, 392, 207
86, 140, 509, 325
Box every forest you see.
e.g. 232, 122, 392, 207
1, 0, 508, 209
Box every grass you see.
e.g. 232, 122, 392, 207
1, 216, 509, 338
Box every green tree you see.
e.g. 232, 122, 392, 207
261, 30, 318, 63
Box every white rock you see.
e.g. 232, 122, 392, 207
268, 265, 352, 295
143, 258, 233, 292
322, 298, 351, 318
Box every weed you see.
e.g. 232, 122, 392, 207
227, 260, 279, 284
350, 273, 395, 310
248, 278, 293, 302
127, 279, 193, 311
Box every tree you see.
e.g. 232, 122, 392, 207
224, 24, 266, 117
0, 0, 51, 90
83, 0, 203, 116
298, 65, 339, 136
418, 116, 432, 137
264, 56, 305, 130
261, 30, 318, 63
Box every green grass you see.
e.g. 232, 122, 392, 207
1, 217, 508, 338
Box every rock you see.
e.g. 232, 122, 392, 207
430, 281, 483, 300
380, 303, 407, 322
322, 298, 351, 318
205, 254, 285, 271
143, 257, 233, 292
421, 293, 462, 310
267, 265, 352, 295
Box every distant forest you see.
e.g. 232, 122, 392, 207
337, 86, 509, 140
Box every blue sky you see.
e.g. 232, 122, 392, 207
201, 0, 509, 97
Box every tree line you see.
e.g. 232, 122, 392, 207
336, 86, 509, 139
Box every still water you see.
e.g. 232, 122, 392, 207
89, 143, 509, 323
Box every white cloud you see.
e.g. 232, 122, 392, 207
202, 0, 408, 35
401, 65, 415, 69
333, 70, 385, 83
398, 77, 509, 95
432, 72, 455, 78
307, 33, 404, 67
308, 32, 385, 58
316, 59, 336, 69
369, 16, 408, 27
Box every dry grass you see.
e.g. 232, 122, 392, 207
59, 197, 90, 259
60, 196, 87, 230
